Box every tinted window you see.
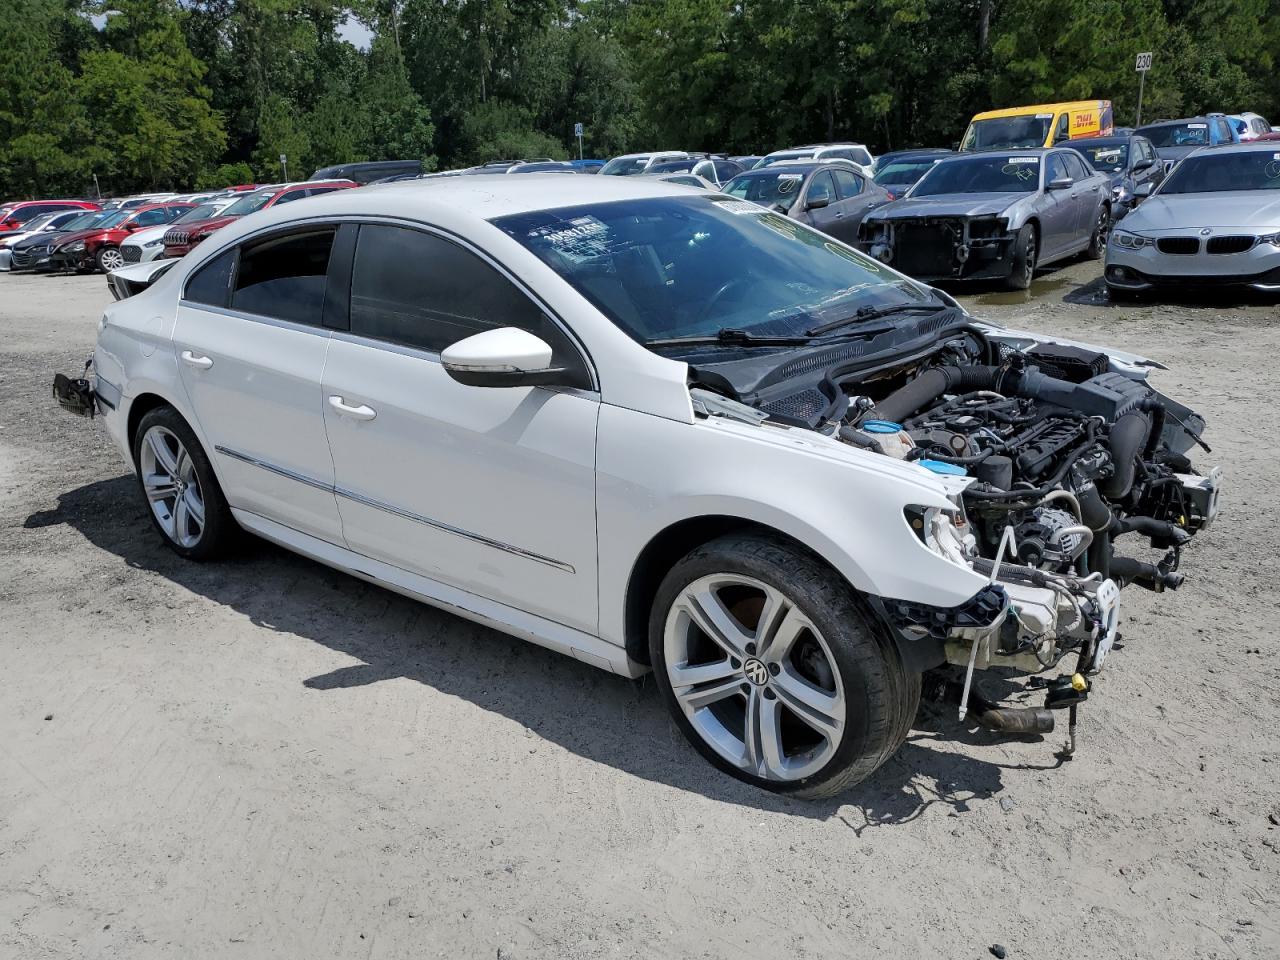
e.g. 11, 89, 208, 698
1047, 154, 1070, 182
273, 189, 309, 205
231, 229, 334, 324
349, 225, 589, 386
1055, 114, 1070, 142
806, 171, 836, 205
831, 169, 862, 198
1063, 153, 1090, 180
131, 209, 169, 227
185, 248, 236, 307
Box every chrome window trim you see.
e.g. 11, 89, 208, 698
178, 300, 334, 338
214, 445, 575, 573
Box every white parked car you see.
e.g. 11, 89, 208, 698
68, 176, 1218, 796
755, 143, 876, 177
1105, 142, 1280, 296
120, 197, 238, 264
599, 151, 692, 176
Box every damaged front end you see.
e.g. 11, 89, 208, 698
689, 315, 1220, 758
861, 215, 1017, 281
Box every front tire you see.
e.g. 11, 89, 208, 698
95, 245, 124, 273
649, 533, 918, 798
1005, 224, 1037, 290
1086, 205, 1110, 260
132, 406, 236, 560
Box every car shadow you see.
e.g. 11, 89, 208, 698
27, 474, 1063, 821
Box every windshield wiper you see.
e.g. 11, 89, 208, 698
804, 302, 950, 338
646, 328, 815, 348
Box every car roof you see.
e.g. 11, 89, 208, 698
1137, 116, 1218, 129
200, 174, 702, 243
970, 101, 1105, 121
1184, 140, 1280, 156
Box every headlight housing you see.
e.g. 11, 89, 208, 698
1258, 232, 1280, 246
64, 241, 86, 252
1111, 230, 1152, 249
144, 238, 163, 248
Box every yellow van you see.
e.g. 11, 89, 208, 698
960, 101, 1114, 151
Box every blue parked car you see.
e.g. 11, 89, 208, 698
1135, 114, 1240, 173
1065, 134, 1165, 219
568, 159, 605, 174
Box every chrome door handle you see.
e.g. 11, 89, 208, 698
180, 350, 213, 369
328, 395, 377, 421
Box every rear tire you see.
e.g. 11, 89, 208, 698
1005, 224, 1037, 290
649, 532, 918, 798
132, 405, 236, 560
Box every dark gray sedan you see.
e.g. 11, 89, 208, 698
720, 160, 893, 246
858, 148, 1111, 289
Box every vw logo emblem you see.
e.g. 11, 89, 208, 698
743, 658, 769, 686
1200, 227, 1212, 236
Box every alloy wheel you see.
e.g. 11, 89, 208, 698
138, 425, 206, 549
99, 247, 124, 271
1023, 234, 1037, 285
663, 574, 846, 781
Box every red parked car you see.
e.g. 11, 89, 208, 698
161, 180, 356, 258
0, 199, 99, 231
48, 202, 194, 273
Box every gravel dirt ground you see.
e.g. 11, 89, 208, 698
1, 260, 1278, 960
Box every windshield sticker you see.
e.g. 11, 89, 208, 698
717, 199, 768, 214
1187, 123, 1207, 129
526, 216, 611, 261
1006, 157, 1038, 164
1035, 113, 1053, 119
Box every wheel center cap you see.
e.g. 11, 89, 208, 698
743, 658, 769, 686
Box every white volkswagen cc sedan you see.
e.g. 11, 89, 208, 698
70, 175, 1218, 796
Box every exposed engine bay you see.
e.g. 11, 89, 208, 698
686, 311, 1221, 750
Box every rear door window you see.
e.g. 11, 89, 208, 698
230, 229, 335, 325
831, 169, 863, 198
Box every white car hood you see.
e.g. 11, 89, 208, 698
122, 224, 172, 247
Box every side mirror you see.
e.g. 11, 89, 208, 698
441, 327, 565, 388
805, 194, 831, 210
1046, 176, 1073, 191
1133, 157, 1154, 172
1133, 182, 1154, 198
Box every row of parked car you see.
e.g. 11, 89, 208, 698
5, 101, 1276, 298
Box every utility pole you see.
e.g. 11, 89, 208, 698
1134, 52, 1152, 128
92, 173, 101, 200
281, 153, 288, 182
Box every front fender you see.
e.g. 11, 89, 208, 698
595, 404, 989, 649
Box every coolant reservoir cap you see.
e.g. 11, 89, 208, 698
918, 458, 968, 476
861, 419, 903, 434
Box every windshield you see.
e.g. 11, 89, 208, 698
222, 190, 277, 216
15, 212, 56, 232
1159, 151, 1280, 194
60, 212, 104, 231
912, 155, 1041, 195
962, 115, 1052, 150
1139, 123, 1210, 148
756, 151, 813, 169
600, 157, 651, 176
176, 203, 222, 223
492, 196, 932, 346
93, 211, 131, 229
721, 171, 806, 211
873, 159, 944, 187
1072, 142, 1128, 173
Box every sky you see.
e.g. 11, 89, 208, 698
90, 9, 374, 51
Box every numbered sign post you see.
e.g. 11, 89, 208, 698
1134, 52, 1153, 128
574, 122, 584, 160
